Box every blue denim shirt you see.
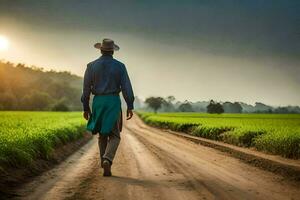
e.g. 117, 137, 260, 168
81, 55, 134, 111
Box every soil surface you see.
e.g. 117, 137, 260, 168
0, 133, 92, 199
13, 115, 300, 200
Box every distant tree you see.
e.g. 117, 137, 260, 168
162, 96, 176, 112
207, 100, 224, 114
0, 92, 17, 110
214, 103, 224, 114
190, 101, 209, 112
267, 108, 273, 113
22, 91, 53, 110
52, 101, 70, 111
145, 97, 165, 113
274, 107, 289, 114
178, 101, 194, 112
286, 106, 300, 114
254, 102, 272, 113
47, 81, 70, 99
166, 96, 176, 104
232, 102, 242, 113
207, 100, 215, 113
222, 102, 232, 113
0, 61, 83, 111
223, 102, 242, 113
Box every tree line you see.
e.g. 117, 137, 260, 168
1, 61, 299, 113
143, 96, 300, 114
0, 61, 83, 111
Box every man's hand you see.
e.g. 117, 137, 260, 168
83, 111, 91, 120
126, 109, 133, 120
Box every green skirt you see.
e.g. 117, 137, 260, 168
87, 95, 121, 135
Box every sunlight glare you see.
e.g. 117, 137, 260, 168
0, 35, 9, 51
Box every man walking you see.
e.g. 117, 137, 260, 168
81, 38, 134, 176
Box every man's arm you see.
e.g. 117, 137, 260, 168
81, 64, 92, 119
120, 65, 134, 120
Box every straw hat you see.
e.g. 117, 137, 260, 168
94, 38, 120, 51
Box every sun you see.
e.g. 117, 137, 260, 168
0, 35, 9, 51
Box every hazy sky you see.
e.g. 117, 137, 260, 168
0, 0, 299, 106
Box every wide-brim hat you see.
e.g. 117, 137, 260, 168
94, 38, 120, 51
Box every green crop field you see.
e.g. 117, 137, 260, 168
0, 111, 86, 169
138, 112, 300, 159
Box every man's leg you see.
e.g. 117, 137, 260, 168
98, 134, 108, 167
102, 121, 121, 165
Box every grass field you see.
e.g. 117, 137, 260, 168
0, 111, 86, 169
137, 112, 300, 159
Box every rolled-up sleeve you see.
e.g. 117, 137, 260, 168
81, 64, 92, 112
121, 65, 135, 110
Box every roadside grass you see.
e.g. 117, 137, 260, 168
137, 112, 300, 159
0, 111, 86, 169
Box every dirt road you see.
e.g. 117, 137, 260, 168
15, 115, 300, 200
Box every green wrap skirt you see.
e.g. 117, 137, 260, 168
87, 95, 122, 135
